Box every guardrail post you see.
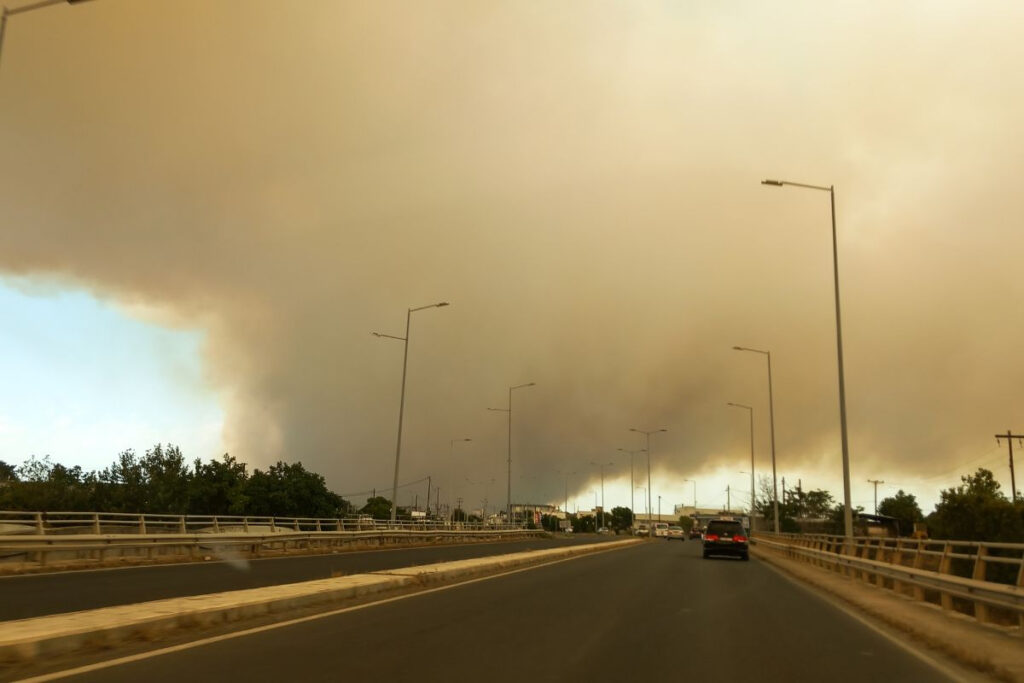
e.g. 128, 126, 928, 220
911, 541, 926, 600
270, 517, 276, 533
971, 545, 989, 624
1017, 556, 1024, 633
213, 516, 220, 533
316, 519, 322, 532
138, 514, 146, 535
179, 516, 186, 533
34, 512, 44, 535
92, 513, 101, 535
892, 540, 905, 595
243, 517, 249, 533
938, 542, 954, 611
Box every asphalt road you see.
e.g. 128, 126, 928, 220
0, 534, 617, 621
49, 540, 958, 682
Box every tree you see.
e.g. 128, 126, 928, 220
361, 496, 393, 520
877, 490, 923, 536
677, 516, 694, 532
189, 454, 249, 515
0, 460, 19, 483
608, 506, 633, 532
927, 468, 1022, 542
140, 444, 191, 514
571, 513, 595, 533
244, 461, 347, 517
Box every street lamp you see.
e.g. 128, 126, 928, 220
488, 381, 535, 526
556, 469, 575, 521
617, 448, 645, 528
590, 461, 613, 528
630, 427, 667, 530
0, 0, 95, 70
373, 301, 449, 523
762, 178, 853, 538
733, 346, 779, 533
683, 479, 697, 509
727, 402, 756, 520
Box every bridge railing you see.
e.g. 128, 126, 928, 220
0, 527, 544, 569
753, 532, 1024, 635
0, 510, 518, 535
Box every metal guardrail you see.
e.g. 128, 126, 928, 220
753, 532, 1024, 635
0, 510, 518, 535
0, 527, 544, 569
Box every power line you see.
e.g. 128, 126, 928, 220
339, 476, 431, 499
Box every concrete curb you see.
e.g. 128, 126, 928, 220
752, 545, 1024, 682
0, 538, 640, 665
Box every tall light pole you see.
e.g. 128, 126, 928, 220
373, 301, 449, 523
630, 427, 666, 529
618, 448, 645, 527
556, 469, 575, 520
762, 178, 853, 538
684, 479, 697, 508
488, 381, 535, 526
0, 0, 94, 70
447, 438, 471, 522
590, 461, 613, 528
727, 402, 756, 521
733, 346, 779, 533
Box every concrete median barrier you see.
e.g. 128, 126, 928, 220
0, 538, 640, 665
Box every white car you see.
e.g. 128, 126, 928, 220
653, 522, 669, 538
666, 525, 685, 540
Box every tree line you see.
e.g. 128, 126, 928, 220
0, 445, 356, 518
755, 467, 1024, 543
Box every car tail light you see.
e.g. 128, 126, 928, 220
705, 534, 719, 542
734, 535, 747, 542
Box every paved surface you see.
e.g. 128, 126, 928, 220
0, 534, 615, 621
48, 540, 959, 682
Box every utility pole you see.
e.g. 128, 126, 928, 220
867, 479, 884, 514
425, 476, 431, 515
726, 485, 730, 512
995, 431, 1023, 504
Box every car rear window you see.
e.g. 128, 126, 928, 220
706, 521, 743, 536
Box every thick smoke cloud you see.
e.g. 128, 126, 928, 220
2, 1, 1023, 510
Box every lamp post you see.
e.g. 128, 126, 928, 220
727, 402, 756, 520
590, 461, 613, 529
373, 301, 449, 523
684, 479, 697, 509
0, 0, 94, 70
618, 448, 645, 528
733, 346, 779, 533
761, 178, 853, 538
556, 470, 575, 521
488, 382, 535, 526
630, 427, 666, 530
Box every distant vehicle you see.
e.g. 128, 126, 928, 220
596, 526, 612, 534
702, 518, 749, 561
689, 526, 702, 539
635, 524, 650, 537
653, 522, 669, 538
666, 525, 684, 540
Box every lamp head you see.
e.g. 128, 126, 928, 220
761, 179, 784, 186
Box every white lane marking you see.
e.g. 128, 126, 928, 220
758, 556, 983, 683
13, 543, 637, 682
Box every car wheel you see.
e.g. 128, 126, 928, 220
702, 551, 710, 559
741, 553, 749, 561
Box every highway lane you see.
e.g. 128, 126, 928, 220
51, 540, 959, 683
0, 533, 617, 621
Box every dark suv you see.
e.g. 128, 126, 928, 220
702, 518, 749, 561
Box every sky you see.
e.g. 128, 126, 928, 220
1, 1, 1023, 517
